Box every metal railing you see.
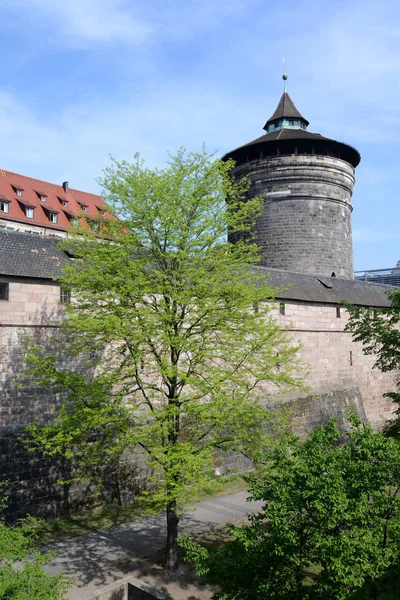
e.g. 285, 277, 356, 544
354, 268, 400, 287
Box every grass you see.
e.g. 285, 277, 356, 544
35, 473, 249, 546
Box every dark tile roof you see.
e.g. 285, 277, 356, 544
0, 231, 391, 307
242, 128, 332, 146
265, 92, 309, 127
256, 267, 392, 307
223, 127, 361, 168
0, 230, 69, 279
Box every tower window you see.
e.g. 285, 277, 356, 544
0, 282, 9, 301
0, 201, 9, 213
25, 207, 34, 219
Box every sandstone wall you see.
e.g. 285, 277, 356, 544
270, 299, 396, 431
0, 280, 396, 517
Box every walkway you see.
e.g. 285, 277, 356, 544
45, 491, 264, 600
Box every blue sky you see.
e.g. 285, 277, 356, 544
0, 0, 398, 271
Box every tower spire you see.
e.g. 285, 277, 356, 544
282, 57, 288, 93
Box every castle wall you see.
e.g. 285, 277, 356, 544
271, 299, 396, 430
0, 280, 396, 517
0, 278, 67, 517
231, 155, 355, 278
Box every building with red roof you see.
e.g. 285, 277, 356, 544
0, 169, 110, 236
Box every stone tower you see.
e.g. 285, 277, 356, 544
224, 91, 360, 279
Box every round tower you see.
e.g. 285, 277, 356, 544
224, 89, 360, 279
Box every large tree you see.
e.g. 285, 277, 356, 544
23, 149, 302, 570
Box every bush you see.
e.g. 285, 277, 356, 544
0, 512, 70, 599
181, 418, 400, 599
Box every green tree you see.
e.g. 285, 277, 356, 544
22, 148, 302, 570
345, 291, 400, 435
0, 488, 69, 599
181, 418, 400, 599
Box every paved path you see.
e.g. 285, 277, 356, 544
45, 491, 264, 600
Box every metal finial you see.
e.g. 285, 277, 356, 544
282, 57, 288, 92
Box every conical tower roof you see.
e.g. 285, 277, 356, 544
264, 92, 309, 130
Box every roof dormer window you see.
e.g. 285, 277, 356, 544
63, 201, 67, 207
49, 213, 58, 224
0, 201, 9, 213
12, 185, 24, 196
78, 202, 88, 213
17, 198, 35, 218
36, 191, 48, 202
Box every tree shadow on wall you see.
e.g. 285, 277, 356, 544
0, 298, 148, 522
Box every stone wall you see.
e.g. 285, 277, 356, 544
270, 299, 396, 429
0, 279, 396, 518
230, 155, 355, 279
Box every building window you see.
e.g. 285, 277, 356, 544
25, 207, 34, 218
60, 286, 71, 304
349, 351, 353, 367
0, 282, 9, 301
0, 201, 9, 213
279, 303, 285, 316
63, 201, 68, 207
16, 190, 22, 197
83, 206, 87, 212
40, 196, 46, 202
336, 306, 341, 318
49, 213, 58, 224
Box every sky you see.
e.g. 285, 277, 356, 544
0, 0, 398, 271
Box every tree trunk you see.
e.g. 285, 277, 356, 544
165, 499, 179, 570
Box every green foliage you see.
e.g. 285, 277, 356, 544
0, 488, 69, 599
21, 148, 303, 566
181, 418, 400, 599
345, 292, 400, 435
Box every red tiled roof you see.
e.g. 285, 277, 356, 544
0, 169, 111, 232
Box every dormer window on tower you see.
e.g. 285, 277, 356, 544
263, 92, 309, 133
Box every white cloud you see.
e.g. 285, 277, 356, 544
8, 0, 152, 44
0, 83, 250, 192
